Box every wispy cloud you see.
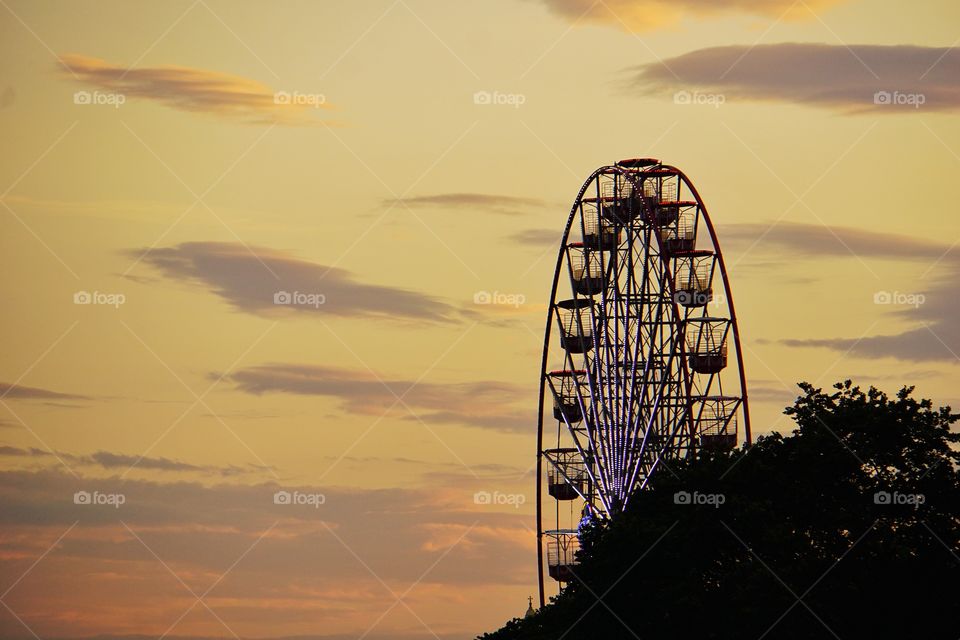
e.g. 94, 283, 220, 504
224, 363, 533, 433
506, 228, 559, 247
722, 221, 954, 261
130, 242, 459, 323
0, 445, 264, 476
60, 54, 332, 125
0, 381, 90, 402
537, 0, 841, 31
386, 193, 548, 216
781, 279, 960, 362
729, 222, 960, 362
630, 43, 960, 112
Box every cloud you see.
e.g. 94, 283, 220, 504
0, 469, 533, 637
0, 381, 90, 402
506, 228, 560, 247
224, 363, 533, 433
60, 54, 331, 125
746, 383, 799, 405
630, 43, 960, 112
727, 222, 960, 362
722, 221, 954, 261
386, 193, 548, 216
841, 369, 943, 382
536, 0, 841, 31
780, 283, 960, 362
130, 242, 459, 323
0, 445, 263, 476
85, 450, 244, 474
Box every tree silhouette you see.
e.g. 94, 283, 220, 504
482, 381, 960, 640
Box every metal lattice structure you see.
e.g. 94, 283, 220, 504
535, 158, 751, 605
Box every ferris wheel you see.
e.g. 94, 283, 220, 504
535, 158, 750, 604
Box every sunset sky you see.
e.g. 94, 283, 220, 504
2, 0, 959, 638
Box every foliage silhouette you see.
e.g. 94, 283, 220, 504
481, 381, 960, 640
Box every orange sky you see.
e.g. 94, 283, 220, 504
2, 0, 960, 638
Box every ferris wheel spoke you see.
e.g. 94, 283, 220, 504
620, 224, 652, 464
627, 263, 673, 474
